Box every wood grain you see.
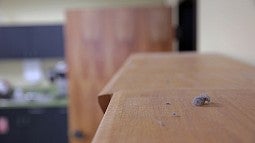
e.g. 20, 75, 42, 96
95, 53, 255, 142
65, 7, 172, 143
98, 53, 255, 112
93, 89, 255, 143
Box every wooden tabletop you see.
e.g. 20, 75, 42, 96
93, 53, 255, 143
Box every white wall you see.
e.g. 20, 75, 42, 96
0, 0, 178, 25
198, 0, 255, 65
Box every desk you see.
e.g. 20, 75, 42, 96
94, 53, 255, 143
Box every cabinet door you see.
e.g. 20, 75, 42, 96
31, 26, 64, 57
0, 27, 31, 58
0, 108, 68, 143
0, 26, 64, 58
27, 108, 68, 143
65, 6, 172, 143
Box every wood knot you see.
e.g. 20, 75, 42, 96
166, 102, 171, 105
171, 112, 180, 117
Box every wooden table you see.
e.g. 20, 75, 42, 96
93, 53, 255, 143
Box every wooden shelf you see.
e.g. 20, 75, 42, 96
94, 53, 255, 143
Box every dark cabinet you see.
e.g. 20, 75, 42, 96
0, 107, 68, 143
31, 26, 64, 57
0, 27, 31, 57
0, 25, 64, 58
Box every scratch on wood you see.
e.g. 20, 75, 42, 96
156, 120, 166, 127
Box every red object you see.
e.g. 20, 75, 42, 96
0, 117, 9, 134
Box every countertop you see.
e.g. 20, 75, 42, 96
0, 58, 68, 108
0, 97, 67, 109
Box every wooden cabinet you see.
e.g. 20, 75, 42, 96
65, 6, 172, 143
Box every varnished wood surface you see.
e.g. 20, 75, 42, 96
94, 53, 255, 142
98, 53, 255, 112
65, 7, 172, 143
93, 89, 255, 143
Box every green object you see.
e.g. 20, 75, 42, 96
0, 98, 67, 109
0, 85, 67, 109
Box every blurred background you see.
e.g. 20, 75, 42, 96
0, 0, 254, 143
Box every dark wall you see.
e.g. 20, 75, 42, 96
0, 25, 64, 59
